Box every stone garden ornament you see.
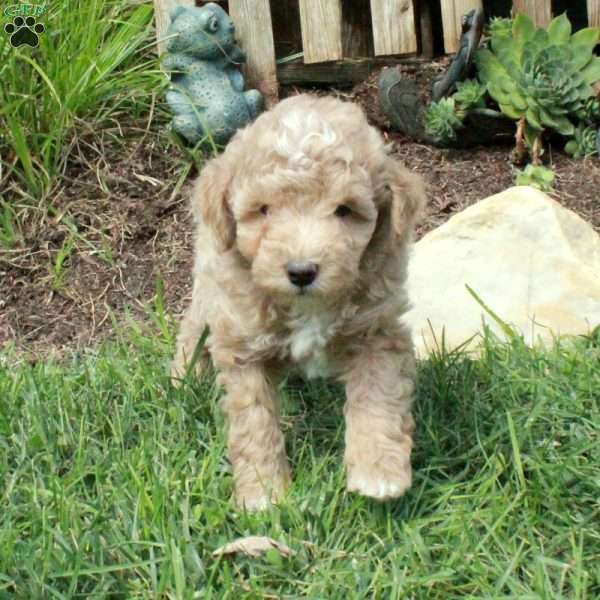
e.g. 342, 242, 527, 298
163, 3, 264, 145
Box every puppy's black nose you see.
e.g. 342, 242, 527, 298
287, 261, 319, 288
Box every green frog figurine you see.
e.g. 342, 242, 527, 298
163, 3, 264, 145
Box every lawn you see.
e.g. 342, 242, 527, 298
1, 325, 600, 598
2, 1, 600, 598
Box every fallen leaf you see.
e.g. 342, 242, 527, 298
212, 536, 295, 559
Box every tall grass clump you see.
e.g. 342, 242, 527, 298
0, 0, 166, 202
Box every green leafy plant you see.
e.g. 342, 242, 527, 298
487, 17, 513, 39
423, 80, 488, 144
453, 79, 487, 114
565, 124, 599, 158
424, 97, 463, 144
515, 164, 556, 191
476, 13, 600, 162
0, 201, 22, 249
580, 96, 600, 124
51, 235, 76, 291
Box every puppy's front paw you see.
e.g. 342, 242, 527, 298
344, 409, 415, 501
234, 467, 291, 512
235, 486, 286, 512
236, 493, 273, 512
346, 462, 412, 500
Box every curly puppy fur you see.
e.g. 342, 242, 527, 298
172, 94, 427, 511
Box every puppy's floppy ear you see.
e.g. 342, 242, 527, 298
381, 156, 427, 241
192, 157, 236, 253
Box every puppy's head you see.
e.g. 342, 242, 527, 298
195, 95, 426, 304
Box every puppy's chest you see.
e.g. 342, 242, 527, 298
285, 312, 337, 379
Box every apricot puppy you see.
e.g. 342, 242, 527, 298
172, 94, 426, 510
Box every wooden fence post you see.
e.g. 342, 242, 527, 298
511, 1, 552, 27
588, 0, 600, 27
229, 0, 279, 106
440, 0, 483, 53
370, 0, 417, 55
298, 0, 344, 63
153, 0, 194, 55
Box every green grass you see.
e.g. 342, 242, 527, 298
1, 325, 599, 599
0, 0, 166, 204
0, 0, 214, 264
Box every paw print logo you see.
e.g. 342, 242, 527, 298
4, 16, 45, 48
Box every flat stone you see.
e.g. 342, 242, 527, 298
404, 186, 600, 357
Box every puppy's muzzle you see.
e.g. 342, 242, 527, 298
286, 261, 319, 288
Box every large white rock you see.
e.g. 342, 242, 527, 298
404, 186, 600, 357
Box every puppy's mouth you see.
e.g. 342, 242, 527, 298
294, 284, 315, 297
289, 284, 333, 312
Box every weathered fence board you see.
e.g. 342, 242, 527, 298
153, 0, 194, 55
440, 0, 483, 53
229, 0, 278, 105
278, 56, 429, 87
418, 0, 435, 58
511, 0, 552, 26
343, 0, 374, 59
370, 0, 417, 55
298, 0, 343, 63
588, 0, 600, 27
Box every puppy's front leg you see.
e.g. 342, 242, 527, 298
342, 335, 416, 501
218, 365, 291, 511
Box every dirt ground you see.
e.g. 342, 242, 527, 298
2, 64, 600, 359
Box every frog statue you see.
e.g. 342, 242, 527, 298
162, 3, 264, 145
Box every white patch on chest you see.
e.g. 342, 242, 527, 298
287, 309, 336, 379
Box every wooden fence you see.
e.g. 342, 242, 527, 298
154, 0, 600, 104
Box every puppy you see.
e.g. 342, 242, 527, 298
172, 94, 426, 510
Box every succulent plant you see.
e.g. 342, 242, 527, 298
420, 11, 599, 161
580, 96, 600, 124
423, 80, 489, 144
515, 164, 555, 192
565, 124, 599, 158
424, 98, 463, 144
487, 17, 513, 40
476, 14, 600, 143
453, 79, 487, 115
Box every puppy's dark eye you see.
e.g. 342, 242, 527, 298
334, 204, 352, 218
259, 205, 269, 216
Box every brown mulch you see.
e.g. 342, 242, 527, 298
1, 131, 196, 359
2, 65, 600, 359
